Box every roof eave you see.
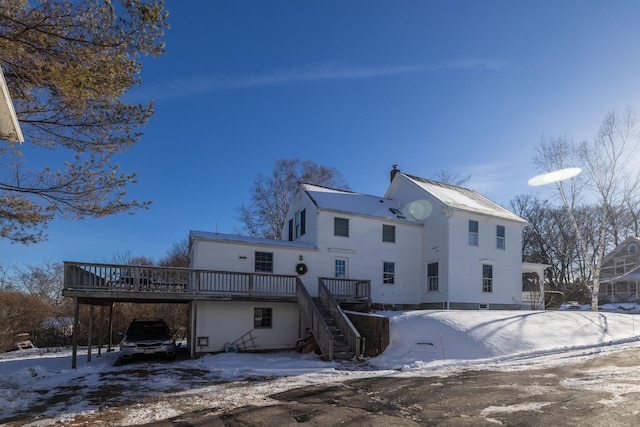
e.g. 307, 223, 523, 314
0, 68, 24, 144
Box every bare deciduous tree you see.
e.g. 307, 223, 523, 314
239, 159, 349, 239
159, 237, 190, 267
534, 108, 640, 310
14, 261, 64, 306
433, 168, 471, 187
0, 291, 53, 351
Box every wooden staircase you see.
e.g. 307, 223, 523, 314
312, 297, 355, 360
296, 278, 366, 361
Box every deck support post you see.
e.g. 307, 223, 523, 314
108, 303, 114, 352
97, 305, 104, 357
71, 299, 80, 369
87, 305, 94, 362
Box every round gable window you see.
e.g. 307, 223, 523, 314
629, 244, 637, 254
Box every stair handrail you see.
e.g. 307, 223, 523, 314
296, 278, 334, 361
318, 278, 365, 358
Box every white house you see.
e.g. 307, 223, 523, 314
185, 167, 530, 353
191, 167, 528, 309
63, 166, 534, 361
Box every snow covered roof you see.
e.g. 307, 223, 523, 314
300, 183, 420, 225
402, 173, 527, 224
190, 230, 316, 249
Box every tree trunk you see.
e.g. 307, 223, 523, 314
590, 281, 599, 311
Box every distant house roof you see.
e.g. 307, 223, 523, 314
0, 67, 24, 143
300, 183, 420, 225
190, 230, 316, 249
401, 173, 527, 224
603, 236, 640, 262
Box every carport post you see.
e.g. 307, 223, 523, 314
71, 299, 79, 369
97, 305, 104, 357
108, 303, 113, 352
87, 305, 94, 362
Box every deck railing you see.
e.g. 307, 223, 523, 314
296, 278, 334, 360
319, 278, 365, 358
64, 262, 297, 298
320, 277, 371, 301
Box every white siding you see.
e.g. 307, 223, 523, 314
387, 173, 524, 308
191, 239, 316, 277
283, 190, 317, 246
314, 209, 423, 305
189, 171, 525, 310
446, 213, 523, 306
194, 300, 299, 352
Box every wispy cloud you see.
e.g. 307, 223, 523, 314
129, 58, 510, 102
465, 162, 512, 194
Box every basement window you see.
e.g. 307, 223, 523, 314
254, 307, 273, 329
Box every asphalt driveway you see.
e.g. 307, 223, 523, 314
149, 348, 640, 426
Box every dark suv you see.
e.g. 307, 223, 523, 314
119, 319, 176, 361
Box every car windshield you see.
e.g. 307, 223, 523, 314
127, 321, 170, 340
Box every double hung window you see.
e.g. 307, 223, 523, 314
382, 224, 396, 243
482, 264, 493, 292
496, 225, 505, 249
288, 209, 306, 241
383, 262, 395, 284
469, 220, 479, 246
427, 262, 439, 291
334, 217, 349, 237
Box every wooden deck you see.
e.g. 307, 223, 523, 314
64, 262, 372, 366
63, 262, 299, 303
63, 262, 372, 304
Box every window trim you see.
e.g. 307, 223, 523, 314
469, 220, 479, 246
383, 261, 395, 285
482, 264, 493, 293
254, 307, 273, 329
427, 262, 439, 292
254, 251, 273, 273
334, 217, 349, 237
334, 258, 347, 278
496, 225, 505, 250
382, 224, 396, 243
289, 208, 307, 241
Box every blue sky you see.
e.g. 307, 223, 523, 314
3, 0, 640, 267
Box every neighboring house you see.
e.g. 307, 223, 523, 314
599, 236, 640, 304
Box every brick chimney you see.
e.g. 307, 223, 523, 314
390, 164, 400, 183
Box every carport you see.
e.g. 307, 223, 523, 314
63, 262, 196, 368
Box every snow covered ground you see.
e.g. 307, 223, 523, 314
3, 307, 640, 425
